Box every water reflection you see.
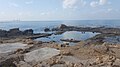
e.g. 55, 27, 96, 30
36, 31, 99, 45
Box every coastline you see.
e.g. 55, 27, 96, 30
0, 24, 120, 67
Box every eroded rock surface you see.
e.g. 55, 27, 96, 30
24, 47, 60, 63
0, 43, 28, 53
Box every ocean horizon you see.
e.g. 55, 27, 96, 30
0, 20, 120, 32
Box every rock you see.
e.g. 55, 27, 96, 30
34, 63, 50, 67
34, 41, 43, 45
0, 28, 34, 38
0, 43, 27, 53
60, 43, 69, 47
8, 28, 23, 36
14, 48, 24, 54
61, 56, 82, 64
66, 62, 74, 67
112, 65, 120, 67
54, 31, 65, 35
60, 50, 71, 55
0, 29, 7, 37
15, 61, 32, 67
60, 39, 80, 43
113, 59, 120, 66
52, 64, 67, 67
52, 27, 59, 31
111, 48, 120, 59
23, 29, 33, 35
24, 47, 60, 63
74, 63, 84, 67
91, 55, 116, 66
44, 28, 50, 32
26, 40, 34, 45
93, 45, 109, 54
23, 39, 34, 45
9, 28, 20, 32
59, 24, 68, 29
0, 54, 24, 67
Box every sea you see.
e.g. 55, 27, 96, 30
0, 20, 120, 45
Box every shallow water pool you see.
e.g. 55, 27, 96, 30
36, 31, 99, 45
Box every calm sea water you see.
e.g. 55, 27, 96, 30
0, 20, 120, 33
0, 20, 120, 45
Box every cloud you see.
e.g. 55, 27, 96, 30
9, 2, 19, 7
63, 0, 108, 9
107, 8, 113, 12
25, 1, 33, 5
0, 12, 5, 15
99, 0, 107, 5
63, 0, 77, 9
90, 1, 99, 7
63, 0, 86, 9
90, 0, 108, 7
40, 12, 50, 15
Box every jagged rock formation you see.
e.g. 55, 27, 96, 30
0, 28, 33, 38
52, 24, 120, 34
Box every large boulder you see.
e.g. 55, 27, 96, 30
0, 54, 24, 67
59, 24, 68, 29
8, 28, 23, 36
24, 47, 60, 63
93, 45, 109, 54
9, 28, 20, 32
23, 29, 33, 35
44, 28, 50, 32
0, 29, 7, 37
0, 43, 28, 53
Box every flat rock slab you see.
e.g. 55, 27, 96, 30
61, 56, 81, 63
60, 56, 95, 65
52, 64, 67, 67
0, 43, 27, 53
24, 47, 60, 62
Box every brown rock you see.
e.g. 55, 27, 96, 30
91, 55, 116, 66
60, 43, 69, 47
23, 39, 34, 45
93, 45, 109, 54
60, 50, 72, 55
66, 62, 74, 67
113, 59, 120, 66
74, 63, 84, 67
14, 48, 24, 54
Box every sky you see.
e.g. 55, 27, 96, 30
0, 0, 119, 21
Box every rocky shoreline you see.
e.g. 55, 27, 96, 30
51, 24, 120, 34
0, 24, 120, 67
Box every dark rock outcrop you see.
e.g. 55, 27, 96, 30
8, 28, 23, 36
44, 28, 50, 32
0, 29, 7, 37
23, 29, 33, 35
60, 39, 80, 43
54, 31, 65, 35
52, 24, 120, 34
59, 24, 68, 29
0, 28, 34, 38
0, 54, 24, 67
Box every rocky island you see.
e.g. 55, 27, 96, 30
0, 24, 120, 67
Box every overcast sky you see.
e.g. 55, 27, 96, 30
0, 0, 119, 21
